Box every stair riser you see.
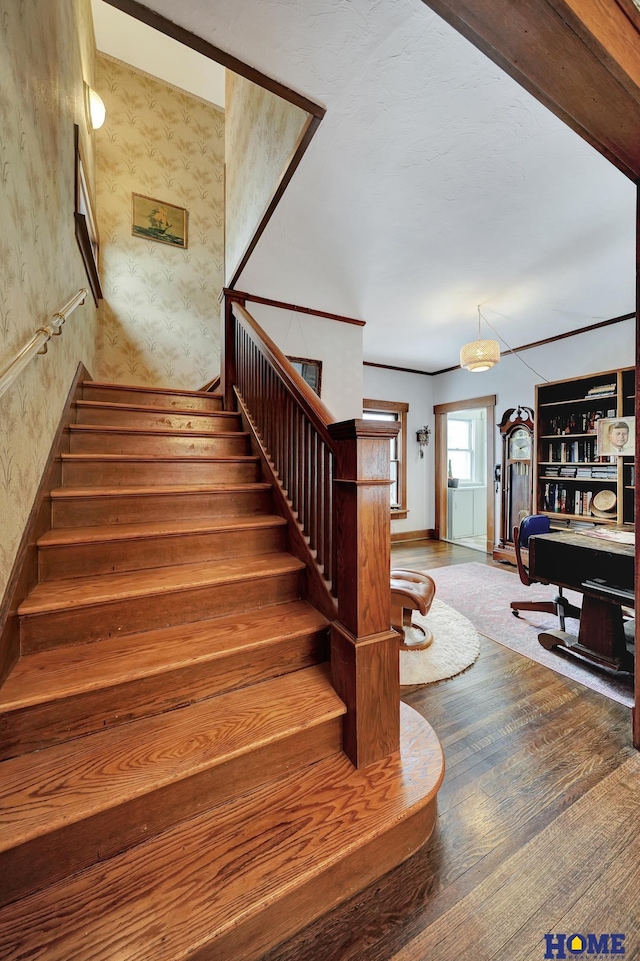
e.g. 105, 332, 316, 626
82, 385, 222, 411
208, 797, 438, 961
51, 489, 274, 527
62, 458, 260, 486
69, 430, 250, 457
20, 571, 305, 652
0, 631, 329, 760
39, 526, 287, 581
0, 718, 342, 910
76, 405, 241, 432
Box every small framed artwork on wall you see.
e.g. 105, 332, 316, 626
131, 193, 188, 248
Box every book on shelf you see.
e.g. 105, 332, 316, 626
586, 383, 616, 396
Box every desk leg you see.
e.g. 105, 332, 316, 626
539, 596, 632, 673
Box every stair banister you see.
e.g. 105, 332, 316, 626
222, 290, 400, 767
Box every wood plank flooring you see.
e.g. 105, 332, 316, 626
263, 539, 640, 961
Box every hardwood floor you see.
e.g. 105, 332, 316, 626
263, 540, 640, 961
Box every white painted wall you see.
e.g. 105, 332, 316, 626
433, 318, 635, 545
248, 303, 364, 423
362, 366, 434, 537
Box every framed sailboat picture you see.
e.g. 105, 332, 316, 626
131, 193, 188, 248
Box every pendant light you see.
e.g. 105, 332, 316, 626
460, 306, 500, 372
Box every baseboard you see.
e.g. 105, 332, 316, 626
0, 363, 91, 685
390, 529, 435, 544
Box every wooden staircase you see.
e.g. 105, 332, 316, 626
0, 381, 443, 960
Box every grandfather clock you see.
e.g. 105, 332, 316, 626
493, 405, 534, 563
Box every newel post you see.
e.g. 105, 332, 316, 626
220, 290, 239, 411
328, 419, 400, 769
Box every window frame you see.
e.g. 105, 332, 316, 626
363, 398, 409, 518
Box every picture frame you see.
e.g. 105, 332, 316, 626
131, 193, 188, 248
288, 356, 322, 396
597, 416, 635, 456
74, 124, 102, 305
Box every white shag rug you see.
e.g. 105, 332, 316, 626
399, 597, 481, 686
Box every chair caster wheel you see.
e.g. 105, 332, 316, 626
511, 610, 520, 618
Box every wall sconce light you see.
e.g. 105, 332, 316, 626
84, 83, 106, 131
416, 425, 431, 457
460, 306, 500, 372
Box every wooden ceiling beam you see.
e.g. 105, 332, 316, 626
421, 0, 640, 180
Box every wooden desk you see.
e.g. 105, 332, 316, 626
528, 529, 634, 672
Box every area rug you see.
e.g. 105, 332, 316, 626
425, 562, 634, 708
399, 598, 480, 686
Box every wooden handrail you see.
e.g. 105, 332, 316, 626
233, 302, 337, 449
225, 288, 366, 328
0, 289, 88, 400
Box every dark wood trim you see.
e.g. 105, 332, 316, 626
431, 312, 636, 376
363, 398, 409, 514
234, 390, 337, 623
363, 398, 409, 413
363, 361, 433, 376
419, 0, 640, 180
433, 395, 497, 552
434, 394, 497, 415
634, 183, 640, 750
0, 363, 90, 685
390, 529, 435, 543
227, 115, 321, 288
74, 214, 102, 305
101, 0, 325, 118
226, 290, 366, 328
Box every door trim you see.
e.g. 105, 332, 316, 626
434, 394, 496, 552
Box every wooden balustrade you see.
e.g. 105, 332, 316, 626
231, 300, 338, 592
222, 292, 400, 767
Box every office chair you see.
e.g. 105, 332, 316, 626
511, 515, 581, 630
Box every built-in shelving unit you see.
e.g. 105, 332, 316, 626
534, 366, 634, 528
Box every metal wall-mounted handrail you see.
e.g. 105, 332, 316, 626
0, 288, 88, 400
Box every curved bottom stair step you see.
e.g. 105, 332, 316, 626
0, 703, 444, 961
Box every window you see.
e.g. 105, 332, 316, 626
363, 398, 408, 517
447, 411, 486, 484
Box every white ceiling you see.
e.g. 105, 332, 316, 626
96, 0, 636, 373
91, 0, 225, 108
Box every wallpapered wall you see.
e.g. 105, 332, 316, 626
225, 71, 309, 283
94, 55, 224, 388
0, 0, 99, 604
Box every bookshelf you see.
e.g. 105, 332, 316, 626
534, 366, 634, 528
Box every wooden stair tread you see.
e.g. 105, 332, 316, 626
0, 665, 344, 853
76, 399, 238, 418
38, 514, 287, 548
61, 452, 259, 464
0, 705, 443, 961
0, 601, 328, 712
50, 481, 272, 499
82, 381, 222, 400
69, 424, 248, 439
19, 554, 306, 615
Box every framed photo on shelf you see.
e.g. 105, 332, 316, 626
74, 124, 102, 304
131, 193, 188, 248
597, 416, 635, 456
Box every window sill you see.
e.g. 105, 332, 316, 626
391, 509, 408, 520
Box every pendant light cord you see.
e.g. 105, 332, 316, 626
478, 306, 549, 383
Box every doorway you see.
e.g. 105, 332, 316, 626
434, 394, 496, 554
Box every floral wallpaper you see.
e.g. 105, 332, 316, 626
0, 0, 99, 604
94, 55, 224, 388
225, 71, 309, 282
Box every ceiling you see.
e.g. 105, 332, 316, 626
95, 0, 637, 373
